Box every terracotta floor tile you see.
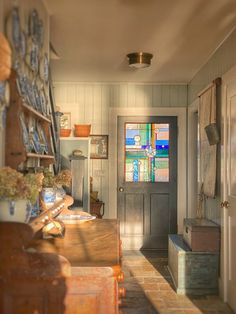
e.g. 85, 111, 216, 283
121, 250, 233, 314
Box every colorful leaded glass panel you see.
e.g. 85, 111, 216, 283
125, 123, 169, 182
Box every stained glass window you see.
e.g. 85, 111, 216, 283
125, 123, 169, 182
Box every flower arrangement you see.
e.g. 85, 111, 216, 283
42, 169, 71, 189
0, 167, 43, 204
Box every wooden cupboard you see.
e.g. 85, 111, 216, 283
0, 222, 119, 314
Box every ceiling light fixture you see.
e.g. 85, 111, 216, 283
127, 52, 153, 68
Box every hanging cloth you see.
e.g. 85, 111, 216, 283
198, 83, 217, 198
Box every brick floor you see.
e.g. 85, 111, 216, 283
120, 250, 233, 314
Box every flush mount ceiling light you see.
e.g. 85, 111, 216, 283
127, 52, 153, 68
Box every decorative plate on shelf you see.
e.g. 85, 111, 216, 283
37, 19, 44, 48
25, 37, 39, 74
19, 30, 27, 59
39, 53, 49, 83
32, 82, 41, 112
16, 73, 27, 98
39, 87, 48, 115
6, 7, 21, 53
37, 122, 49, 154
32, 129, 43, 154
0, 81, 10, 107
19, 113, 30, 152
28, 9, 39, 41
30, 43, 39, 73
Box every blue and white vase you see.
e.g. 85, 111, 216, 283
41, 188, 56, 206
0, 199, 32, 222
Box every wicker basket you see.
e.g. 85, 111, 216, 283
74, 124, 91, 137
60, 129, 71, 137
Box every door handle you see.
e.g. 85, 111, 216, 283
220, 201, 230, 208
119, 187, 124, 192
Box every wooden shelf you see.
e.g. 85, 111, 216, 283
22, 103, 51, 123
5, 71, 55, 169
26, 153, 55, 159
60, 137, 90, 141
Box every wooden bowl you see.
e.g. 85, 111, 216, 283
60, 129, 71, 137
74, 124, 91, 137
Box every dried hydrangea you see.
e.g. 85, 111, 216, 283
0, 167, 42, 204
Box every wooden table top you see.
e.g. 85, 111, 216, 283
29, 219, 120, 267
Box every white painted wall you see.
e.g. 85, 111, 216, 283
188, 27, 236, 104
54, 82, 187, 218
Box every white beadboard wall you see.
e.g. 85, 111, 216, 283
187, 28, 236, 224
54, 82, 187, 217
188, 27, 236, 104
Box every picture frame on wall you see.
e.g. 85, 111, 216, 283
60, 112, 71, 129
90, 135, 108, 159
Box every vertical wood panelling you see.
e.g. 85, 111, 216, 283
54, 82, 187, 216
127, 84, 136, 107
188, 28, 236, 104
134, 85, 145, 107
77, 85, 85, 123
93, 85, 102, 134
161, 85, 171, 107
152, 85, 162, 106
84, 85, 94, 127
120, 84, 128, 108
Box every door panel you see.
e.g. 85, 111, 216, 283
125, 194, 144, 235
150, 194, 169, 235
117, 116, 177, 249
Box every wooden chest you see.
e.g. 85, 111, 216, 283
168, 234, 219, 295
183, 218, 220, 252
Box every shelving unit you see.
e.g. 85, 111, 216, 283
5, 71, 55, 169
60, 137, 90, 211
21, 103, 52, 123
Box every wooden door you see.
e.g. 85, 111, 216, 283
117, 116, 177, 249
222, 73, 236, 311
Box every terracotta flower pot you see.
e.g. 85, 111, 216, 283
74, 124, 91, 137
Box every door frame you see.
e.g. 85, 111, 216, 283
221, 65, 236, 303
108, 107, 187, 234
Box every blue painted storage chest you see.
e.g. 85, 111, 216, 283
168, 234, 219, 295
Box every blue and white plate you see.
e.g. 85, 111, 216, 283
19, 113, 30, 152
32, 129, 43, 154
6, 7, 21, 53
19, 30, 27, 59
0, 82, 10, 107
39, 53, 49, 83
28, 9, 39, 41
37, 122, 49, 154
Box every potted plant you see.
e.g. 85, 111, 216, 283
0, 167, 43, 222
41, 169, 71, 205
